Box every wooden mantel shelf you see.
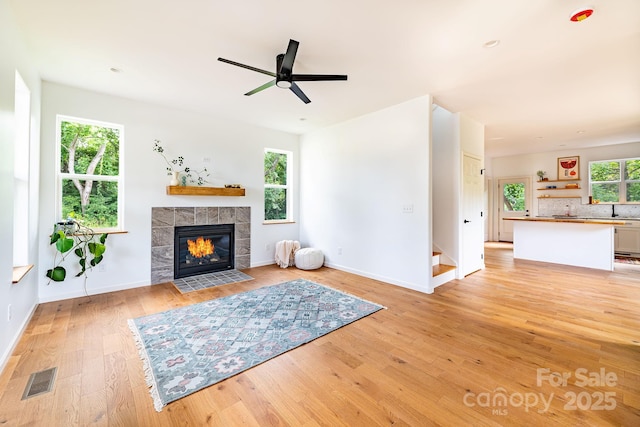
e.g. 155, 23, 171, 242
166, 186, 245, 196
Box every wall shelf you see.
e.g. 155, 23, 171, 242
12, 264, 34, 284
537, 187, 581, 190
537, 179, 580, 183
537, 195, 582, 199
166, 186, 245, 196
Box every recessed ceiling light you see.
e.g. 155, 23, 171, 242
483, 40, 500, 48
488, 136, 505, 141
109, 67, 122, 73
535, 136, 544, 139
570, 8, 594, 22
299, 118, 307, 121
576, 130, 586, 134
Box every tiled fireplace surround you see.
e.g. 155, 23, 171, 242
151, 206, 251, 285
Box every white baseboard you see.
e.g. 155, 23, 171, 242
38, 280, 151, 303
250, 260, 276, 268
324, 262, 433, 294
0, 302, 38, 376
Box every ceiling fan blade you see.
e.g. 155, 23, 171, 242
245, 80, 276, 96
280, 39, 299, 74
291, 74, 348, 82
218, 57, 276, 77
290, 83, 311, 104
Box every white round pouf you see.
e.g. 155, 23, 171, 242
295, 248, 324, 270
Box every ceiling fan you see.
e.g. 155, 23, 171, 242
218, 39, 347, 104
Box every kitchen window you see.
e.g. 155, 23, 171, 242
589, 157, 640, 204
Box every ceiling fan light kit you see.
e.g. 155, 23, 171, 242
218, 39, 347, 104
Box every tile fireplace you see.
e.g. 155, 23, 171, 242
150, 206, 250, 285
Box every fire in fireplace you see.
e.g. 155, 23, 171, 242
174, 224, 235, 279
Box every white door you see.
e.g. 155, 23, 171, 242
462, 154, 484, 276
498, 178, 531, 242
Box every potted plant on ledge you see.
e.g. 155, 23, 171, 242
153, 139, 210, 186
46, 219, 108, 283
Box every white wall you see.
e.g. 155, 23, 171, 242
460, 113, 484, 158
299, 96, 432, 293
0, 0, 42, 372
38, 82, 300, 302
488, 142, 640, 238
432, 106, 459, 262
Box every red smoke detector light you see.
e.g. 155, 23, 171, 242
570, 8, 593, 22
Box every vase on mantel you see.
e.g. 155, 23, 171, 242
169, 171, 180, 186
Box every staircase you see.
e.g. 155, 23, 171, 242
432, 251, 456, 288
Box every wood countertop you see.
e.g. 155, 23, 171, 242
504, 217, 627, 225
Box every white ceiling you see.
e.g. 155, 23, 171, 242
9, 0, 640, 157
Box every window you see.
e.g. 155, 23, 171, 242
502, 183, 526, 212
14, 71, 30, 269
57, 116, 123, 230
264, 149, 292, 222
589, 158, 640, 204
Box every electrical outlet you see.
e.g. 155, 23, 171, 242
402, 204, 414, 214
7, 304, 12, 322
265, 244, 272, 252
338, 247, 343, 255
203, 157, 211, 163
98, 263, 106, 273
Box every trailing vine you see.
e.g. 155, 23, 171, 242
46, 220, 108, 283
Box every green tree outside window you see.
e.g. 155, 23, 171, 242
589, 158, 640, 203
503, 183, 525, 212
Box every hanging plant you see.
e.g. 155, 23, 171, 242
46, 220, 108, 282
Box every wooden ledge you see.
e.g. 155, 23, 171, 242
504, 217, 625, 225
12, 264, 34, 284
66, 230, 128, 236
166, 186, 245, 196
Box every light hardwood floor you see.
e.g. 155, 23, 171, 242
1, 243, 639, 426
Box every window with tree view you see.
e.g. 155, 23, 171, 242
58, 116, 123, 230
503, 183, 526, 211
264, 149, 292, 221
590, 158, 640, 203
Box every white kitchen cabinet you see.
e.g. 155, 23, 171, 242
615, 226, 640, 255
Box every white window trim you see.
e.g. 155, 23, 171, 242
589, 157, 640, 204
264, 148, 293, 223
56, 115, 125, 231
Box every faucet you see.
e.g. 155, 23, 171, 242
612, 204, 618, 218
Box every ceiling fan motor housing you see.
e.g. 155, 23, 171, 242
275, 54, 292, 88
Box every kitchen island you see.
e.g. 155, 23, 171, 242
504, 217, 626, 271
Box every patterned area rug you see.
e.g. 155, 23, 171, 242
172, 269, 253, 293
128, 279, 385, 411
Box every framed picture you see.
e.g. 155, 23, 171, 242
557, 156, 580, 180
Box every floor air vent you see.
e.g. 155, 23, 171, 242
22, 367, 57, 400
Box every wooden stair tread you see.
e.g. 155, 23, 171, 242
433, 263, 455, 277
432, 251, 442, 256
